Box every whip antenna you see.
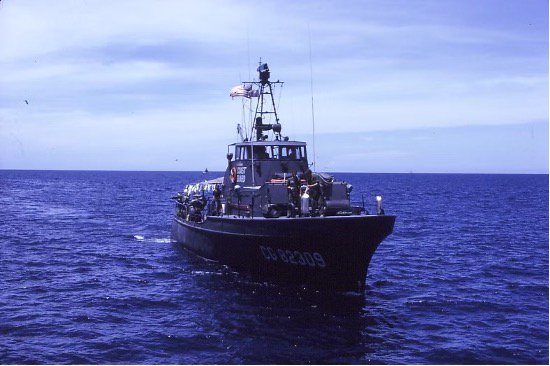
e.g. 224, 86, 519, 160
247, 27, 253, 139
308, 24, 316, 172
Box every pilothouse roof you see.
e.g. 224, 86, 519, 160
229, 140, 307, 147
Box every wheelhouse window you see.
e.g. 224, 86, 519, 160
235, 146, 251, 160
253, 145, 270, 159
279, 145, 305, 160
270, 145, 280, 159
235, 144, 306, 160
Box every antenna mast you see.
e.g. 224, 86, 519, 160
308, 25, 316, 172
244, 61, 283, 141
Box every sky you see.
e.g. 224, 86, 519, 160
0, 0, 548, 173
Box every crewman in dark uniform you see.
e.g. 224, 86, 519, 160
213, 184, 222, 216
305, 169, 322, 215
287, 170, 300, 217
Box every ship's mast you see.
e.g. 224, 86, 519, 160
244, 62, 283, 141
240, 62, 284, 187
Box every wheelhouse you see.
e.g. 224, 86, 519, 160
228, 141, 308, 162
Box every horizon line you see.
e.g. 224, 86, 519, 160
0, 169, 548, 175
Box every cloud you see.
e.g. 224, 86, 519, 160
0, 1, 257, 60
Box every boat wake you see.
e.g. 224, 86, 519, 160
132, 235, 173, 243
191, 270, 225, 276
150, 238, 172, 243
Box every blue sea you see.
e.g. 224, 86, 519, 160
0, 170, 548, 364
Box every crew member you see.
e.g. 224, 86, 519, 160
213, 184, 222, 215
287, 170, 300, 217
305, 169, 322, 214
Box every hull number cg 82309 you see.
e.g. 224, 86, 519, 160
260, 246, 326, 268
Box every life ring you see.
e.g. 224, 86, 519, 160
229, 167, 237, 183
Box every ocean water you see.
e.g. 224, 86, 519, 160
0, 170, 547, 364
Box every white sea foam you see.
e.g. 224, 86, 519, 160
191, 270, 223, 276
151, 238, 172, 243
133, 235, 145, 240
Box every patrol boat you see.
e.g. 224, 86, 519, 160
171, 63, 395, 291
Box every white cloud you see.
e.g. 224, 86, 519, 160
0, 1, 257, 61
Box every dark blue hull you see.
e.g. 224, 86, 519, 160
171, 215, 395, 291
